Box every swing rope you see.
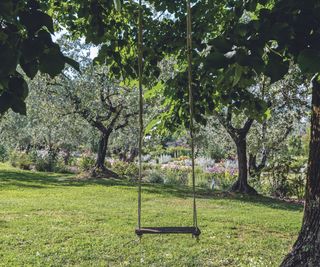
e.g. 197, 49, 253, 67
186, 0, 198, 230
137, 0, 143, 231
136, 0, 200, 237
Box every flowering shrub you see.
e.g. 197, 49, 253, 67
176, 156, 189, 161
163, 169, 189, 186
146, 170, 164, 184
196, 157, 216, 169
111, 161, 139, 178
206, 165, 225, 175
161, 163, 191, 172
9, 150, 33, 170
77, 153, 95, 172
157, 154, 172, 164
206, 163, 238, 189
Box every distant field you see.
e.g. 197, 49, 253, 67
0, 163, 303, 266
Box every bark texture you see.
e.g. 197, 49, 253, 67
281, 77, 320, 267
230, 133, 257, 194
92, 131, 118, 178
214, 109, 257, 194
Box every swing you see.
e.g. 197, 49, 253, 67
135, 0, 201, 238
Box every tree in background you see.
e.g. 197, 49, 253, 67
248, 68, 309, 183
0, 74, 90, 170
51, 67, 138, 177
196, 117, 234, 161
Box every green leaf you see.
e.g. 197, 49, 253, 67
114, 0, 121, 11
0, 45, 18, 76
208, 37, 232, 53
264, 108, 271, 120
297, 49, 320, 74
259, 0, 268, 4
39, 45, 65, 77
20, 58, 39, 79
145, 118, 161, 134
0, 75, 29, 115
64, 56, 80, 72
0, 92, 12, 114
0, 77, 9, 94
20, 10, 55, 34
232, 64, 243, 87
265, 53, 289, 82
206, 52, 230, 69
8, 75, 29, 100
21, 38, 43, 63
0, 0, 14, 19
11, 98, 27, 115
234, 24, 248, 37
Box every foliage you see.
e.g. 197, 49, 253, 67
111, 161, 139, 178
77, 154, 95, 172
263, 135, 308, 199
33, 155, 53, 172
196, 117, 235, 160
0, 0, 78, 115
0, 74, 92, 155
267, 154, 291, 198
145, 170, 164, 184
9, 150, 32, 170
8, 148, 72, 174
162, 169, 189, 186
157, 154, 172, 164
0, 145, 8, 162
192, 168, 216, 189
167, 146, 191, 157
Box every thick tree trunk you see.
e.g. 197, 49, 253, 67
95, 132, 108, 169
93, 132, 118, 178
281, 77, 320, 266
230, 135, 257, 194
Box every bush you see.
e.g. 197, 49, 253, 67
163, 169, 189, 186
53, 159, 73, 174
32, 150, 61, 173
219, 171, 237, 190
145, 170, 164, 184
198, 180, 210, 189
9, 150, 33, 170
78, 154, 95, 172
111, 161, 139, 178
193, 168, 214, 188
0, 145, 8, 162
34, 157, 51, 172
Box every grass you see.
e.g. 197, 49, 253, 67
0, 163, 303, 267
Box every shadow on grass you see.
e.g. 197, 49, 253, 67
0, 220, 8, 228
0, 168, 303, 212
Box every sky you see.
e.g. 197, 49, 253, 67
52, 30, 99, 59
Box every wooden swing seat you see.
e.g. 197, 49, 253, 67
135, 227, 201, 237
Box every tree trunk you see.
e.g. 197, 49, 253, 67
127, 147, 138, 162
93, 132, 118, 178
249, 152, 267, 182
281, 77, 320, 266
63, 149, 71, 165
230, 135, 257, 194
48, 144, 57, 172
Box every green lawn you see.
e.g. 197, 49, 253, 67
0, 163, 303, 267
